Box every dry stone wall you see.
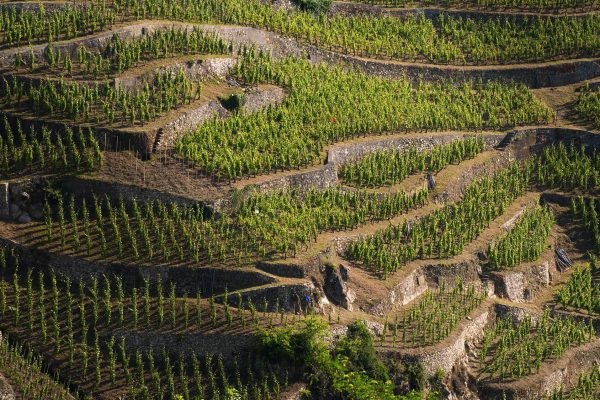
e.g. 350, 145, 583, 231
155, 100, 229, 150
384, 307, 491, 375
112, 330, 258, 360
483, 339, 600, 399
326, 133, 504, 165
309, 46, 600, 89
114, 57, 237, 91
223, 282, 317, 313
0, 236, 275, 296
369, 268, 428, 316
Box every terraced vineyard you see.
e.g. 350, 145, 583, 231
0, 0, 598, 399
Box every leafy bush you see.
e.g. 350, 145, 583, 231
258, 318, 422, 400
335, 320, 388, 381
258, 318, 329, 365
292, 0, 332, 13
219, 93, 246, 112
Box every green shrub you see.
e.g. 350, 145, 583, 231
258, 318, 329, 364
335, 320, 388, 381
219, 93, 246, 112
293, 0, 332, 13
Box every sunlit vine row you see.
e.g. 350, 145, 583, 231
556, 259, 600, 314
176, 49, 552, 181
0, 117, 102, 177
487, 205, 554, 270
19, 27, 232, 79
0, 3, 115, 47
338, 137, 485, 188
0, 69, 198, 127
114, 0, 600, 65
479, 311, 594, 380
380, 281, 486, 347
575, 84, 600, 129
345, 162, 530, 278
40, 187, 427, 264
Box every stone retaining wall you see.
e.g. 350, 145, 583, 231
249, 165, 338, 192
112, 329, 258, 360
483, 339, 600, 399
222, 282, 316, 313
156, 100, 229, 150
0, 237, 275, 296
60, 175, 210, 210
383, 307, 491, 375
326, 133, 504, 165
492, 258, 555, 303
114, 57, 236, 91
369, 268, 428, 316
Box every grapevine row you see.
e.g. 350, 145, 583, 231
0, 117, 102, 177
113, 0, 600, 65
345, 162, 530, 278
338, 137, 485, 188
351, 0, 597, 11
176, 50, 552, 181
556, 260, 600, 314
487, 205, 554, 270
1, 70, 198, 127
40, 187, 427, 264
17, 27, 232, 79
379, 281, 486, 347
479, 311, 594, 380
0, 3, 115, 47
575, 84, 600, 130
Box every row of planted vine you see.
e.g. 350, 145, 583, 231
346, 142, 600, 278
547, 363, 600, 400
109, 0, 600, 65
0, 3, 115, 47
570, 195, 600, 253
1, 69, 198, 127
378, 281, 486, 347
556, 258, 600, 314
487, 205, 554, 270
352, 0, 598, 11
576, 84, 600, 130
39, 187, 428, 264
338, 137, 485, 189
5, 1, 600, 64
175, 49, 552, 181
0, 247, 296, 399
478, 311, 594, 380
16, 27, 232, 79
0, 337, 73, 400
345, 162, 530, 278
0, 117, 102, 176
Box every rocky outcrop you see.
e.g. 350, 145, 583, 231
223, 282, 317, 313
0, 178, 47, 223
243, 85, 286, 114
114, 57, 237, 91
323, 264, 356, 311
369, 268, 428, 316
247, 165, 338, 193
492, 256, 555, 303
